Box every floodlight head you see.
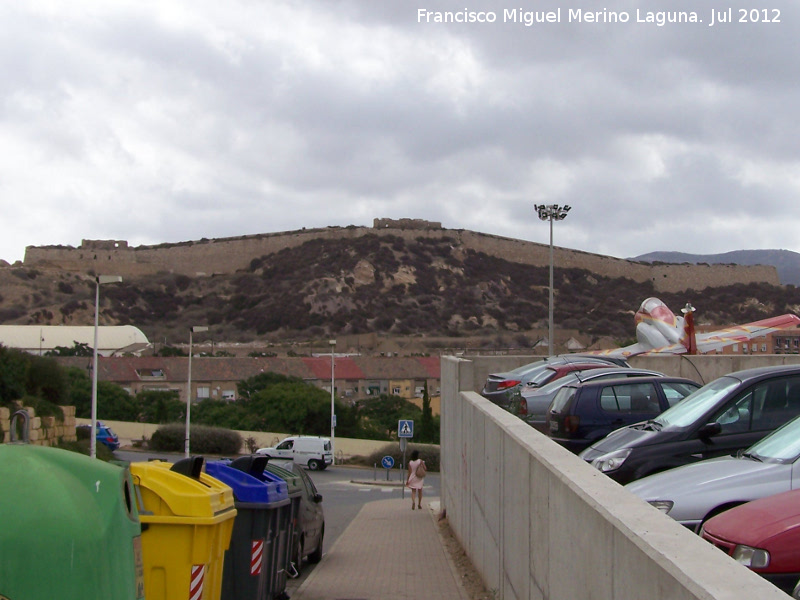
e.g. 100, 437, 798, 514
191, 326, 209, 333
329, 339, 337, 346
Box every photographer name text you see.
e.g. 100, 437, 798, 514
416, 8, 782, 27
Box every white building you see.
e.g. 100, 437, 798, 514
0, 325, 150, 356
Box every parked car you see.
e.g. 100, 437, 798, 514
701, 488, 800, 595
481, 354, 628, 409
580, 365, 800, 485
626, 404, 800, 532
272, 459, 325, 574
546, 376, 700, 453
77, 422, 120, 451
512, 367, 665, 431
256, 436, 333, 470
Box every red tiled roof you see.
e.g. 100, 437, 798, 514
415, 357, 441, 378
302, 357, 365, 380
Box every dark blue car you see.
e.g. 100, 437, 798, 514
546, 376, 700, 454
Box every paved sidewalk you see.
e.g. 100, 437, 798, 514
292, 497, 470, 600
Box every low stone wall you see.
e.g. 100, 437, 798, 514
440, 356, 788, 600
1, 406, 77, 445
74, 418, 404, 460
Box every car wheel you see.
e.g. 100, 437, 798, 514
308, 459, 322, 470
308, 526, 324, 564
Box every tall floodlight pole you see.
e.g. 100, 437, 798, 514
91, 275, 122, 459
329, 339, 336, 465
535, 204, 571, 357
185, 326, 209, 458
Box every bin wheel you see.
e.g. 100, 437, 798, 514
308, 526, 324, 564
308, 459, 322, 471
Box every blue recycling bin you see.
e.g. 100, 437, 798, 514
207, 457, 290, 600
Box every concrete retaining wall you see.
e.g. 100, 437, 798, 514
440, 356, 790, 600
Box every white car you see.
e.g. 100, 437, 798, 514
626, 413, 800, 533
256, 435, 333, 470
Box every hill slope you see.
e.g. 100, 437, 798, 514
2, 234, 800, 353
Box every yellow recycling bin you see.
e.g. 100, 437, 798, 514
131, 457, 237, 600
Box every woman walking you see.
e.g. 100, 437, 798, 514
406, 450, 426, 510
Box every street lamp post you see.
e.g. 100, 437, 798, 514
90, 275, 122, 459
329, 339, 336, 465
535, 204, 571, 357
185, 326, 209, 458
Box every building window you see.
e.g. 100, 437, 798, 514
222, 390, 235, 401
761, 343, 767, 353
392, 386, 401, 395
751, 343, 758, 353
732, 344, 739, 353
196, 385, 210, 399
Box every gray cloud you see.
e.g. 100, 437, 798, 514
1, 0, 799, 264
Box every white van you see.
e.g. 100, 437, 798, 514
256, 436, 333, 470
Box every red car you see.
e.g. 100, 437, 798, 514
701, 489, 800, 596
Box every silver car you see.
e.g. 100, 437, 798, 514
513, 367, 665, 430
626, 412, 800, 533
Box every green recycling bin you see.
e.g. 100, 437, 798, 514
263, 461, 303, 599
0, 444, 145, 600
131, 456, 237, 600
207, 456, 290, 600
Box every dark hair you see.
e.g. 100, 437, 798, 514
410, 450, 419, 461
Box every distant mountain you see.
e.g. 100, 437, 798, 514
632, 250, 800, 287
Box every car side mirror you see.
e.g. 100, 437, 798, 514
313, 493, 323, 503
698, 422, 722, 439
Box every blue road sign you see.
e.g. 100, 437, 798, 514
398, 419, 414, 438
381, 455, 395, 469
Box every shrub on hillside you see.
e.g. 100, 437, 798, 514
149, 423, 243, 455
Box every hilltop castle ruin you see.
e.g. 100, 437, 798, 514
23, 219, 779, 293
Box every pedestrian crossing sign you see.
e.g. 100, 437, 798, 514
398, 419, 414, 438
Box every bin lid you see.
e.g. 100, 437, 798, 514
229, 455, 289, 495
206, 460, 289, 505
131, 458, 236, 522
263, 462, 303, 497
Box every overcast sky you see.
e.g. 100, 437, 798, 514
2, 0, 799, 264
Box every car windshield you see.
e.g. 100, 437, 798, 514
503, 361, 547, 378
528, 367, 558, 386
530, 371, 580, 395
652, 376, 741, 429
744, 415, 800, 462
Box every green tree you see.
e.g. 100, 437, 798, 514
26, 356, 68, 405
247, 383, 331, 434
358, 395, 422, 439
45, 342, 93, 357
417, 382, 438, 443
65, 367, 92, 417
0, 346, 29, 406
96, 381, 139, 421
137, 390, 184, 423
237, 372, 303, 401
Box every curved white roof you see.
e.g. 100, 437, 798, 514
0, 325, 150, 356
